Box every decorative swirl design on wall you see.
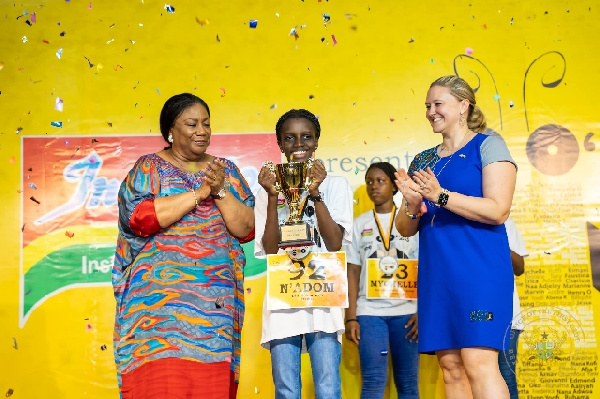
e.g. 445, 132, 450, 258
453, 54, 503, 130
523, 51, 566, 132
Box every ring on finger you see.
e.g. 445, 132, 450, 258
420, 183, 426, 189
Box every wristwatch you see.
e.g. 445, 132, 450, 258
436, 189, 449, 207
214, 187, 226, 200
308, 193, 323, 203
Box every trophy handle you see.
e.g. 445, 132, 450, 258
304, 158, 316, 189
264, 161, 282, 192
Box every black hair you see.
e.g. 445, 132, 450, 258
366, 162, 398, 194
159, 93, 210, 146
275, 109, 321, 144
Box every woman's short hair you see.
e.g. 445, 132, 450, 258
159, 93, 210, 145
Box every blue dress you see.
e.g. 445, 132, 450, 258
408, 133, 514, 353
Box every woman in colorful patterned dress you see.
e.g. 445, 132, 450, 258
112, 93, 255, 399
395, 76, 517, 399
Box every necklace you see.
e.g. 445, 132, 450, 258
434, 130, 471, 178
439, 130, 471, 155
426, 131, 472, 209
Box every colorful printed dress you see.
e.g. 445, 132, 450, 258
408, 133, 515, 353
112, 153, 254, 394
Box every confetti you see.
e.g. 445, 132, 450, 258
493, 94, 500, 101
220, 87, 226, 97
84, 55, 94, 68
91, 139, 99, 143
100, 344, 107, 350
246, 287, 252, 294
254, 387, 259, 394
0, 62, 4, 70
196, 17, 209, 26
22, 36, 28, 43
16, 127, 23, 134
86, 323, 92, 331
509, 101, 514, 108
215, 297, 224, 308
30, 196, 40, 204
12, 338, 18, 349
156, 88, 161, 95
354, 166, 359, 174
31, 12, 36, 23
216, 34, 220, 43
380, 350, 388, 356
51, 121, 63, 127
28, 182, 38, 190
465, 47, 473, 55
65, 230, 74, 238
270, 104, 277, 110
322, 13, 331, 24
6, 389, 14, 397
544, 251, 551, 255
88, 2, 92, 10
249, 19, 258, 28
408, 37, 415, 43
56, 48, 63, 59
60, 31, 66, 36
107, 122, 113, 127
389, 117, 395, 122
331, 34, 337, 45
308, 94, 314, 99
164, 4, 175, 13
55, 97, 64, 111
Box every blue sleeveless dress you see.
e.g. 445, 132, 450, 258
408, 133, 513, 353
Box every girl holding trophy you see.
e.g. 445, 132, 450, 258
346, 162, 420, 399
255, 109, 353, 399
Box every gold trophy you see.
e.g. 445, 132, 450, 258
264, 159, 316, 248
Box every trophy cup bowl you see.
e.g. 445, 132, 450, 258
264, 159, 316, 248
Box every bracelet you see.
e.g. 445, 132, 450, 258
191, 189, 199, 207
345, 318, 358, 324
404, 201, 421, 219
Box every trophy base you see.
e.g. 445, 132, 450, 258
279, 222, 315, 248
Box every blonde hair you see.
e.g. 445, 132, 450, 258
430, 76, 487, 132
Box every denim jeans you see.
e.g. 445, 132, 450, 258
357, 315, 419, 399
270, 332, 341, 399
499, 329, 521, 399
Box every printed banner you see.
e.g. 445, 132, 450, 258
20, 134, 281, 327
366, 258, 418, 300
267, 251, 348, 310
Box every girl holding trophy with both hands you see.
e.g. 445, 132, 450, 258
255, 109, 353, 399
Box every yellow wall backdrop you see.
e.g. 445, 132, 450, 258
1, 1, 599, 398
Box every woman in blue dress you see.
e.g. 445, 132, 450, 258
394, 76, 517, 399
